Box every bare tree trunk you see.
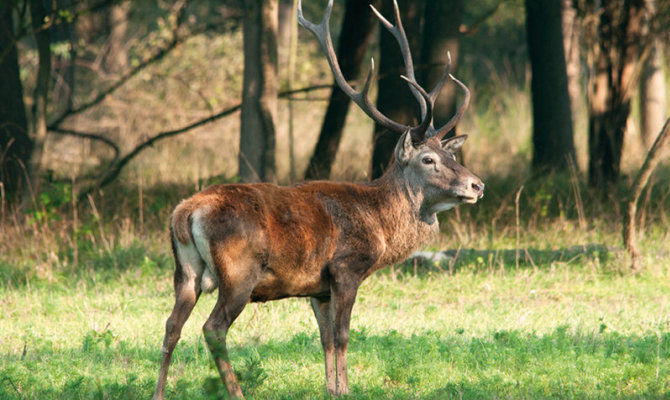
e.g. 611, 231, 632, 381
623, 118, 670, 269
420, 0, 463, 131
639, 0, 666, 147
52, 0, 77, 115
525, 0, 576, 173
562, 0, 583, 122
29, 0, 52, 194
304, 0, 380, 180
104, 0, 130, 73
587, 0, 644, 189
277, 0, 293, 68
239, 0, 278, 183
371, 0, 422, 179
0, 4, 32, 202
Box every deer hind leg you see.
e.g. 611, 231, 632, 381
153, 241, 203, 400
310, 296, 336, 395
203, 247, 260, 400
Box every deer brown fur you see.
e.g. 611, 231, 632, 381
152, 1, 484, 399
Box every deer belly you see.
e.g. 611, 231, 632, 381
250, 260, 329, 302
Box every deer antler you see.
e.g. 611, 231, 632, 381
298, 0, 470, 143
297, 0, 406, 132
370, 0, 470, 141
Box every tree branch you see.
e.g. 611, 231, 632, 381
48, 127, 120, 160
76, 83, 333, 198
82, 104, 240, 198
48, 0, 190, 128
623, 117, 670, 269
459, 1, 503, 36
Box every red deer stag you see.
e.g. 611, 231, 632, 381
152, 0, 483, 398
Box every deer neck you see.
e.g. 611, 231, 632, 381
373, 163, 440, 226
367, 164, 440, 264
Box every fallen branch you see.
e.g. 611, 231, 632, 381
623, 118, 670, 269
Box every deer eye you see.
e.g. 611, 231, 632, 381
422, 156, 434, 165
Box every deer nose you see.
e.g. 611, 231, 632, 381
471, 179, 484, 196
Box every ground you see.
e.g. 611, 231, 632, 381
1, 222, 669, 399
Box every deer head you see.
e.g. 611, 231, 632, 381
395, 132, 483, 221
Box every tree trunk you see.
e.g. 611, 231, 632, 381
623, 118, 670, 269
0, 4, 32, 202
239, 0, 278, 183
52, 0, 77, 114
371, 0, 422, 179
587, 0, 644, 188
420, 0, 463, 131
561, 0, 583, 122
304, 0, 380, 180
525, 0, 576, 174
639, 0, 666, 147
104, 0, 130, 73
277, 0, 293, 68
29, 0, 52, 194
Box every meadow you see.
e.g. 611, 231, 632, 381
1, 172, 669, 399
3, 2, 670, 398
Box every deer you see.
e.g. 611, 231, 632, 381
152, 1, 484, 399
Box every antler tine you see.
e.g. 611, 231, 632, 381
369, 1, 427, 120
427, 51, 452, 104
298, 0, 408, 134
400, 75, 433, 144
430, 73, 471, 140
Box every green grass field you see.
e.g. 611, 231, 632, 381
2, 210, 669, 399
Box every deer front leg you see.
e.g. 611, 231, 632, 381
310, 297, 336, 395
332, 281, 359, 396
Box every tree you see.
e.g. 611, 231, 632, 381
371, 0, 422, 179
29, 0, 52, 193
239, 0, 279, 182
623, 118, 670, 269
561, 0, 583, 122
277, 0, 293, 67
52, 0, 77, 114
420, 0, 464, 131
0, 3, 32, 201
525, 0, 576, 174
304, 0, 380, 180
104, 0, 130, 73
639, 0, 666, 147
586, 0, 644, 188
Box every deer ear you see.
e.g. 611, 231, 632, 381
395, 130, 416, 165
441, 135, 467, 155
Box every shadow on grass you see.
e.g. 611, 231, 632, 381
0, 242, 620, 290
0, 240, 173, 289
404, 243, 621, 276
2, 326, 668, 399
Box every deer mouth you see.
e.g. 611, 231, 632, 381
458, 195, 478, 204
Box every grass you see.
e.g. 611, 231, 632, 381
1, 205, 670, 399
2, 164, 669, 400
1, 170, 669, 399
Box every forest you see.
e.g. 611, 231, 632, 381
1, 0, 669, 398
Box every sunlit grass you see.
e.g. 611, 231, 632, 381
1, 220, 669, 399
